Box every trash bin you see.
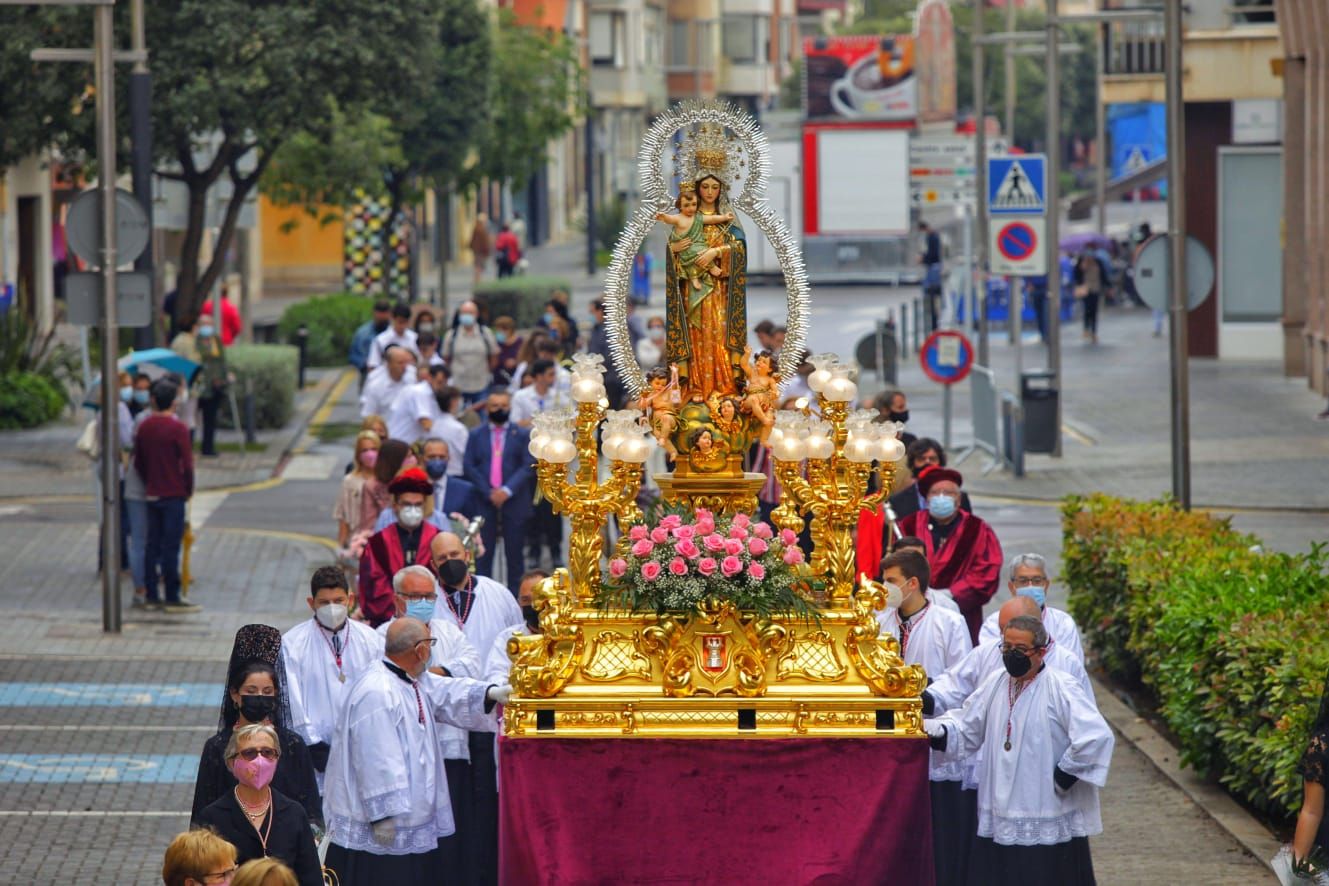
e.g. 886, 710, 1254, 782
1021, 370, 1059, 454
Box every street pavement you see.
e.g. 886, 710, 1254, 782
0, 237, 1312, 881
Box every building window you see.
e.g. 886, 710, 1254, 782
668, 20, 691, 69
723, 15, 758, 64
644, 8, 663, 68
590, 11, 625, 68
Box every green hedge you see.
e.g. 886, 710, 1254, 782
219, 344, 298, 430
474, 276, 573, 329
1063, 494, 1329, 817
0, 371, 65, 429
277, 292, 373, 367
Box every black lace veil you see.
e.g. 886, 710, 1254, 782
217, 623, 294, 733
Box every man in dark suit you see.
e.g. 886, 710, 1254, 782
463, 390, 534, 588
420, 437, 480, 523
888, 437, 973, 521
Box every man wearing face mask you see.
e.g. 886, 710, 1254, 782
359, 468, 441, 626
977, 553, 1084, 663
464, 390, 534, 585
367, 302, 421, 370
442, 301, 499, 407
924, 615, 1113, 886
896, 466, 1002, 644
374, 565, 482, 879
875, 550, 970, 886
428, 530, 524, 886
369, 438, 479, 529
323, 617, 512, 885
282, 567, 385, 792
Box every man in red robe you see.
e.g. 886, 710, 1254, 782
359, 468, 440, 626
894, 466, 1002, 644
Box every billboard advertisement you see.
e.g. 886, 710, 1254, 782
802, 35, 917, 122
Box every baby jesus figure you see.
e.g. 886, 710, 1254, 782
740, 346, 779, 445
656, 189, 734, 292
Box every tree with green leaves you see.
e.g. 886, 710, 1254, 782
0, 1, 443, 324
474, 10, 584, 191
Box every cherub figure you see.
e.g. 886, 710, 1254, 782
637, 364, 681, 458
707, 394, 745, 449
740, 346, 779, 445
687, 426, 729, 474
656, 188, 735, 292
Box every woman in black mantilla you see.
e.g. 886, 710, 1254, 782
1292, 668, 1329, 868
191, 624, 323, 832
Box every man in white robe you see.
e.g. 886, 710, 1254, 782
366, 302, 421, 369
360, 346, 417, 420
386, 365, 451, 445
891, 535, 962, 614
925, 596, 1093, 717
323, 617, 512, 885
376, 565, 482, 876
283, 566, 385, 790
925, 615, 1113, 885
429, 531, 523, 886
483, 569, 547, 684
977, 552, 1084, 663
876, 549, 971, 886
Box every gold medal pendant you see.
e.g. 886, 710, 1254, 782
338, 672, 346, 684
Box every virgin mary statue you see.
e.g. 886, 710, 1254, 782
664, 127, 748, 406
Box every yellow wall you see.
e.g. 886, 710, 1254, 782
259, 196, 345, 269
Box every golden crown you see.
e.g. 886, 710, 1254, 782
695, 148, 728, 172
678, 181, 697, 194
676, 121, 742, 190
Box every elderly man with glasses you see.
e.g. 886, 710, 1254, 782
924, 615, 1114, 886
976, 553, 1085, 663
322, 618, 512, 886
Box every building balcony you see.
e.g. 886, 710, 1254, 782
591, 65, 666, 109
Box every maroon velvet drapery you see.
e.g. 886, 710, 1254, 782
499, 737, 934, 886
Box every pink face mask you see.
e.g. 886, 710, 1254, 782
359, 449, 379, 468
230, 753, 277, 790
402, 455, 418, 470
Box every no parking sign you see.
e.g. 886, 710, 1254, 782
989, 217, 1046, 276
920, 329, 975, 385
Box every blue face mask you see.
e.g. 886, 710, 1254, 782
927, 494, 957, 520
199, 324, 216, 338
405, 598, 436, 623
1016, 585, 1047, 609
424, 458, 448, 480
459, 314, 476, 327
133, 389, 151, 405
119, 386, 134, 403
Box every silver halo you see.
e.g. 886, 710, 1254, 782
602, 99, 811, 397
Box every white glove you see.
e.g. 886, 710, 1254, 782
487, 684, 513, 705
923, 720, 946, 740
371, 818, 396, 847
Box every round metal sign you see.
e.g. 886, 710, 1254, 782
66, 188, 151, 268
1133, 233, 1214, 313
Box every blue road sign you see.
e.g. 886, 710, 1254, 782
920, 330, 975, 386
988, 155, 1046, 216
996, 221, 1038, 262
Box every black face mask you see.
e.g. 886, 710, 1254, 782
1002, 650, 1033, 678
372, 318, 390, 333
238, 694, 277, 723
437, 557, 469, 589
889, 409, 910, 424
488, 409, 509, 425
521, 604, 540, 633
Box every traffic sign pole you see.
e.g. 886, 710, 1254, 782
974, 0, 988, 368
1045, 0, 1062, 458
95, 2, 121, 634
1165, 0, 1190, 508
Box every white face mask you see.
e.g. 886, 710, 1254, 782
398, 505, 425, 529
315, 602, 348, 631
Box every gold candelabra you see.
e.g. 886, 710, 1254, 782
534, 400, 649, 601
769, 361, 905, 607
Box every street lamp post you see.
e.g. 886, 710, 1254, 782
1164, 0, 1190, 508
973, 0, 989, 367
1046, 0, 1063, 458
129, 0, 155, 350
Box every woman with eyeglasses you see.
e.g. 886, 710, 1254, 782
192, 626, 322, 833
195, 724, 322, 886
161, 827, 238, 886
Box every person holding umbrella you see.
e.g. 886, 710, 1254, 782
172, 313, 229, 456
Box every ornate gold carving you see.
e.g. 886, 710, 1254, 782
507, 571, 584, 698
582, 631, 652, 682
653, 472, 763, 517
777, 630, 848, 682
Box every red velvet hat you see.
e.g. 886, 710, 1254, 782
917, 465, 963, 496
388, 467, 434, 496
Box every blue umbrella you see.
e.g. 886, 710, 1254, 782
118, 348, 201, 384
83, 349, 202, 410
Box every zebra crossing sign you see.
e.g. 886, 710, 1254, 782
987, 155, 1046, 216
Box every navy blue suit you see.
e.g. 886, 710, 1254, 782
463, 421, 534, 586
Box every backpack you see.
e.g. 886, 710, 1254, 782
444, 326, 495, 365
